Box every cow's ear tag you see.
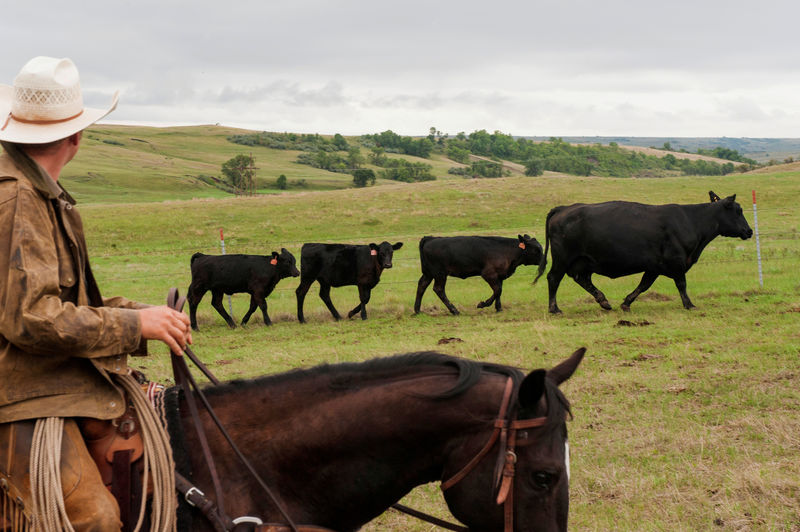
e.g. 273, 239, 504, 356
270, 258, 278, 265
519, 242, 526, 249
370, 249, 377, 256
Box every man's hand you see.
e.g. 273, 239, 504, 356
139, 305, 193, 355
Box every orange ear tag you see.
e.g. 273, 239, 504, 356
270, 258, 278, 265
370, 249, 377, 256
519, 243, 526, 249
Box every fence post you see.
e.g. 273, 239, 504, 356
752, 190, 763, 287
220, 228, 235, 317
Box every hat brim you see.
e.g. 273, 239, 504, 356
0, 85, 119, 144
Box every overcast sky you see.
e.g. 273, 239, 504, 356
3, 0, 799, 138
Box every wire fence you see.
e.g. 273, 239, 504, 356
92, 223, 799, 288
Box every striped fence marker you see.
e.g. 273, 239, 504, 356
752, 190, 763, 287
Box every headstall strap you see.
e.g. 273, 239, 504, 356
436, 375, 548, 532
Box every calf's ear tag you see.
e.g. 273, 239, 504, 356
270, 258, 278, 265
519, 242, 526, 249
370, 249, 377, 256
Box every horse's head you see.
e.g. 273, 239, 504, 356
441, 348, 585, 532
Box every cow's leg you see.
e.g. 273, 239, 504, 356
477, 276, 503, 312
210, 290, 236, 328
673, 273, 695, 309
241, 295, 258, 325
318, 282, 342, 320
256, 295, 271, 326
574, 273, 612, 310
414, 274, 433, 314
621, 271, 658, 311
432, 276, 459, 315
186, 284, 206, 331
348, 285, 371, 320
295, 278, 314, 323
546, 267, 566, 314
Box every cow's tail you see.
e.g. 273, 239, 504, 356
190, 252, 204, 265
533, 209, 556, 284
418, 236, 434, 274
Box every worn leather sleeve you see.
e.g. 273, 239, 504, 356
0, 183, 142, 359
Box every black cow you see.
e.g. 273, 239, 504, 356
535, 191, 753, 314
414, 235, 544, 315
295, 241, 403, 322
187, 248, 299, 330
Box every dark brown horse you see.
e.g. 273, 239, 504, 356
162, 348, 585, 532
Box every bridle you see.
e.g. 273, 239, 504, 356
394, 375, 550, 532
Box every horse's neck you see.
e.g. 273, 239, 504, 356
195, 373, 505, 529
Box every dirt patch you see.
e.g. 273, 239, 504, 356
640, 292, 673, 302
615, 319, 653, 327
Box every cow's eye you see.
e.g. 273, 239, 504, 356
531, 471, 554, 490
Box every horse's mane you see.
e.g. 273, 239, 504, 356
199, 351, 523, 400
195, 352, 571, 425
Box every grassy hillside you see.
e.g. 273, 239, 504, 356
63, 124, 468, 203
74, 165, 800, 530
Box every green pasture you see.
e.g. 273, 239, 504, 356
77, 161, 800, 531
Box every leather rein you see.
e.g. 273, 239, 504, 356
166, 288, 301, 532
394, 376, 548, 532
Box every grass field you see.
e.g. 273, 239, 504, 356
44, 130, 800, 530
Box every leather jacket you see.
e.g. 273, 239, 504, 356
0, 145, 147, 423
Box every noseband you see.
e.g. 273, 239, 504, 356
395, 376, 548, 532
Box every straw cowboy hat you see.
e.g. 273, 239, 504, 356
0, 56, 118, 144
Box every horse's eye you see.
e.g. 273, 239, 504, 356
531, 471, 553, 490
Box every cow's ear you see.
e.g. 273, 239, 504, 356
518, 369, 546, 410
709, 191, 721, 202
369, 243, 378, 250
271, 251, 279, 259
523, 234, 531, 240
281, 247, 288, 253
392, 242, 403, 250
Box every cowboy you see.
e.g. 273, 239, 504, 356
0, 57, 190, 530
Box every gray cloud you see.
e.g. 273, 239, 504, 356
3, 0, 800, 136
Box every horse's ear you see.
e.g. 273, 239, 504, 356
547, 347, 586, 386
709, 191, 721, 203
518, 369, 546, 409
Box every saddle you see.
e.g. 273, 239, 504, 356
78, 383, 150, 532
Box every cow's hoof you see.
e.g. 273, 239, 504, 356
599, 301, 612, 311
621, 304, 631, 312
549, 308, 563, 315
449, 309, 460, 316
476, 302, 486, 309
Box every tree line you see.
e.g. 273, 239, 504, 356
226, 128, 762, 188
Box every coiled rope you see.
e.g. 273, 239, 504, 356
29, 373, 177, 532
30, 417, 74, 532
116, 372, 177, 532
